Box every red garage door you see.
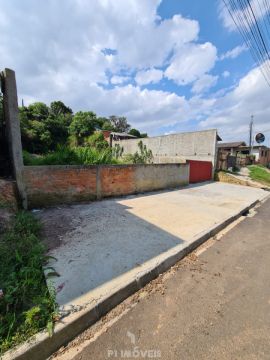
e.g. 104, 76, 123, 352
188, 160, 212, 183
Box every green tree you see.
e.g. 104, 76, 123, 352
102, 120, 115, 131
45, 114, 72, 149
69, 111, 97, 146
129, 128, 141, 137
50, 101, 72, 117
140, 132, 148, 138
94, 117, 108, 130
27, 102, 49, 121
109, 115, 130, 133
22, 120, 52, 153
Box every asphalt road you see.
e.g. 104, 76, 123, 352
54, 197, 270, 360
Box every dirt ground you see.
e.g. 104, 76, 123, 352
36, 206, 83, 251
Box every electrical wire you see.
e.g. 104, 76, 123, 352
223, 0, 270, 86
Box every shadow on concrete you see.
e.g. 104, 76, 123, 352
39, 199, 186, 306
38, 181, 267, 307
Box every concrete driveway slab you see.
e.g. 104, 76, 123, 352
38, 182, 268, 314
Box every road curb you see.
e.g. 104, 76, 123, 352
2, 197, 267, 360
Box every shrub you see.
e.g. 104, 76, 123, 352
69, 111, 96, 146
86, 132, 109, 150
0, 212, 57, 353
23, 146, 120, 166
124, 140, 153, 164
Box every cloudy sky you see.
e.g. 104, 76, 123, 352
0, 0, 270, 143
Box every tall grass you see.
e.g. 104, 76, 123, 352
0, 212, 57, 354
23, 146, 120, 166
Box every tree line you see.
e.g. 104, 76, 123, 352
0, 95, 147, 154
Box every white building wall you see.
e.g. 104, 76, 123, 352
113, 129, 218, 169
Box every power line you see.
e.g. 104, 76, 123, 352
223, 0, 270, 86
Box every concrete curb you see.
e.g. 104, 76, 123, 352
2, 197, 268, 360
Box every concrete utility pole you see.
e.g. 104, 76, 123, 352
1, 68, 27, 208
249, 115, 254, 154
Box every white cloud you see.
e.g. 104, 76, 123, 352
164, 42, 217, 85
222, 70, 230, 78
2, 0, 268, 141
220, 44, 247, 60
0, 0, 201, 100
192, 74, 218, 94
111, 75, 130, 85
219, 0, 269, 31
218, 1, 236, 31
199, 61, 270, 141
135, 68, 163, 86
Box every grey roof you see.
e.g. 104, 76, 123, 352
111, 132, 137, 138
217, 141, 246, 148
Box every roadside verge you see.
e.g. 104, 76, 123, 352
3, 193, 269, 360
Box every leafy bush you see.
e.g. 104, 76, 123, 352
23, 147, 78, 166
19, 99, 143, 154
86, 132, 109, 150
74, 147, 119, 165
69, 111, 97, 146
129, 128, 148, 138
23, 146, 120, 166
112, 144, 124, 159
124, 140, 153, 164
0, 212, 57, 353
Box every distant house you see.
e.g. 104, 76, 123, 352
101, 130, 137, 146
217, 141, 270, 166
217, 141, 247, 155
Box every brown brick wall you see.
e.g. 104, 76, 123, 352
23, 163, 190, 208
99, 165, 136, 197
0, 178, 18, 209
23, 166, 97, 208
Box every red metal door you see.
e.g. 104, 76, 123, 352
188, 160, 212, 183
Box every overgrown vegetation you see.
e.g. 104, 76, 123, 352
124, 140, 153, 164
23, 146, 120, 166
0, 212, 57, 354
248, 165, 270, 186
19, 100, 150, 166
23, 140, 153, 166
19, 101, 147, 154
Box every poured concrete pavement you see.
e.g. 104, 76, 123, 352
39, 182, 268, 313
61, 196, 270, 360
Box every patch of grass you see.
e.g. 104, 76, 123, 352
23, 146, 120, 166
0, 212, 57, 354
248, 165, 270, 186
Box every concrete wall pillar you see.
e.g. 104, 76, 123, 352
1, 68, 27, 208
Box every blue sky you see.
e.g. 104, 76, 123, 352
0, 0, 270, 144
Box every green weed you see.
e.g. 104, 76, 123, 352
23, 146, 120, 166
0, 212, 57, 354
248, 165, 270, 186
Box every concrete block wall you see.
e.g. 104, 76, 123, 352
134, 164, 189, 192
23, 163, 189, 208
113, 129, 218, 169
